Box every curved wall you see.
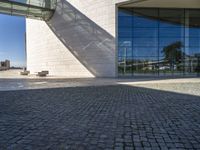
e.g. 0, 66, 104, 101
26, 0, 128, 77
26, 18, 94, 78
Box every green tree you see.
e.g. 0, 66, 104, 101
162, 41, 185, 70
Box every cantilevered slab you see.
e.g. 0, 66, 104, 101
119, 0, 200, 8
0, 0, 57, 20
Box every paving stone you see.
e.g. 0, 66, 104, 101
0, 85, 199, 149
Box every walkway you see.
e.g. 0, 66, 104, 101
0, 0, 56, 20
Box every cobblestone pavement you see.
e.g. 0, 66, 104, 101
0, 85, 200, 150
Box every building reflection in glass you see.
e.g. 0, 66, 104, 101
118, 8, 200, 76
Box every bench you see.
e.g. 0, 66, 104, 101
20, 70, 30, 75
36, 71, 49, 77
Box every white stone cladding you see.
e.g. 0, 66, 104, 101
65, 0, 128, 37
26, 0, 129, 77
26, 19, 94, 78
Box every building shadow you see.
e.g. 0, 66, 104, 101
47, 0, 116, 77
0, 85, 200, 149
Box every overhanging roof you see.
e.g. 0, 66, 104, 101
0, 0, 57, 20
119, 0, 200, 9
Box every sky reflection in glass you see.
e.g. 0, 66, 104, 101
118, 8, 200, 76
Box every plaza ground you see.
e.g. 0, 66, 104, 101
0, 70, 200, 149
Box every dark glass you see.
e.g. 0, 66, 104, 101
118, 27, 132, 38
188, 28, 200, 37
159, 37, 185, 47
118, 17, 133, 27
159, 18, 185, 28
118, 8, 133, 16
133, 16, 159, 28
133, 28, 158, 38
159, 9, 184, 18
184, 56, 200, 74
185, 47, 200, 56
118, 57, 133, 76
187, 9, 200, 18
133, 8, 158, 18
118, 38, 132, 47
159, 27, 184, 37
118, 8, 200, 77
133, 57, 159, 75
184, 38, 200, 47
118, 47, 132, 57
133, 37, 158, 47
188, 18, 200, 28
133, 47, 158, 57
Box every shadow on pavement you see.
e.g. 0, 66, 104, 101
0, 85, 200, 149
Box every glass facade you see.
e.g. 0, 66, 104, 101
0, 0, 57, 21
118, 8, 200, 77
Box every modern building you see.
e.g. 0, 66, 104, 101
0, 0, 200, 77
0, 60, 10, 71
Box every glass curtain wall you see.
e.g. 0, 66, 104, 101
118, 8, 200, 77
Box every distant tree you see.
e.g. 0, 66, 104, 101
162, 41, 185, 70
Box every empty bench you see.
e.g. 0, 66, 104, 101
20, 70, 30, 75
36, 71, 49, 77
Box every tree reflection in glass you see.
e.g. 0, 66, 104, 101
162, 41, 185, 71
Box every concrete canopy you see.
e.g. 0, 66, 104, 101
119, 0, 200, 8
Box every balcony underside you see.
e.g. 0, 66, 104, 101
0, 0, 56, 20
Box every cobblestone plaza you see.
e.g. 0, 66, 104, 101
0, 0, 200, 149
0, 80, 200, 149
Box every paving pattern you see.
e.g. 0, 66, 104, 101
0, 85, 200, 150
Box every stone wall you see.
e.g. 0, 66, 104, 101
26, 0, 129, 77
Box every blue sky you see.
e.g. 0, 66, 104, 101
0, 14, 25, 67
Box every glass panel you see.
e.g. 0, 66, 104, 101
118, 38, 132, 47
159, 37, 184, 47
118, 28, 132, 38
118, 16, 133, 27
187, 9, 200, 18
133, 16, 158, 28
118, 57, 133, 76
133, 47, 158, 57
0, 0, 56, 20
184, 56, 200, 75
125, 57, 133, 76
188, 28, 200, 37
0, 2, 12, 14
12, 4, 28, 16
133, 8, 158, 17
118, 8, 133, 16
118, 57, 125, 75
184, 38, 200, 47
133, 57, 159, 76
188, 18, 200, 28
118, 47, 132, 57
159, 27, 184, 37
118, 8, 200, 77
133, 28, 158, 38
159, 9, 184, 18
185, 47, 200, 56
133, 38, 158, 47
159, 18, 185, 28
